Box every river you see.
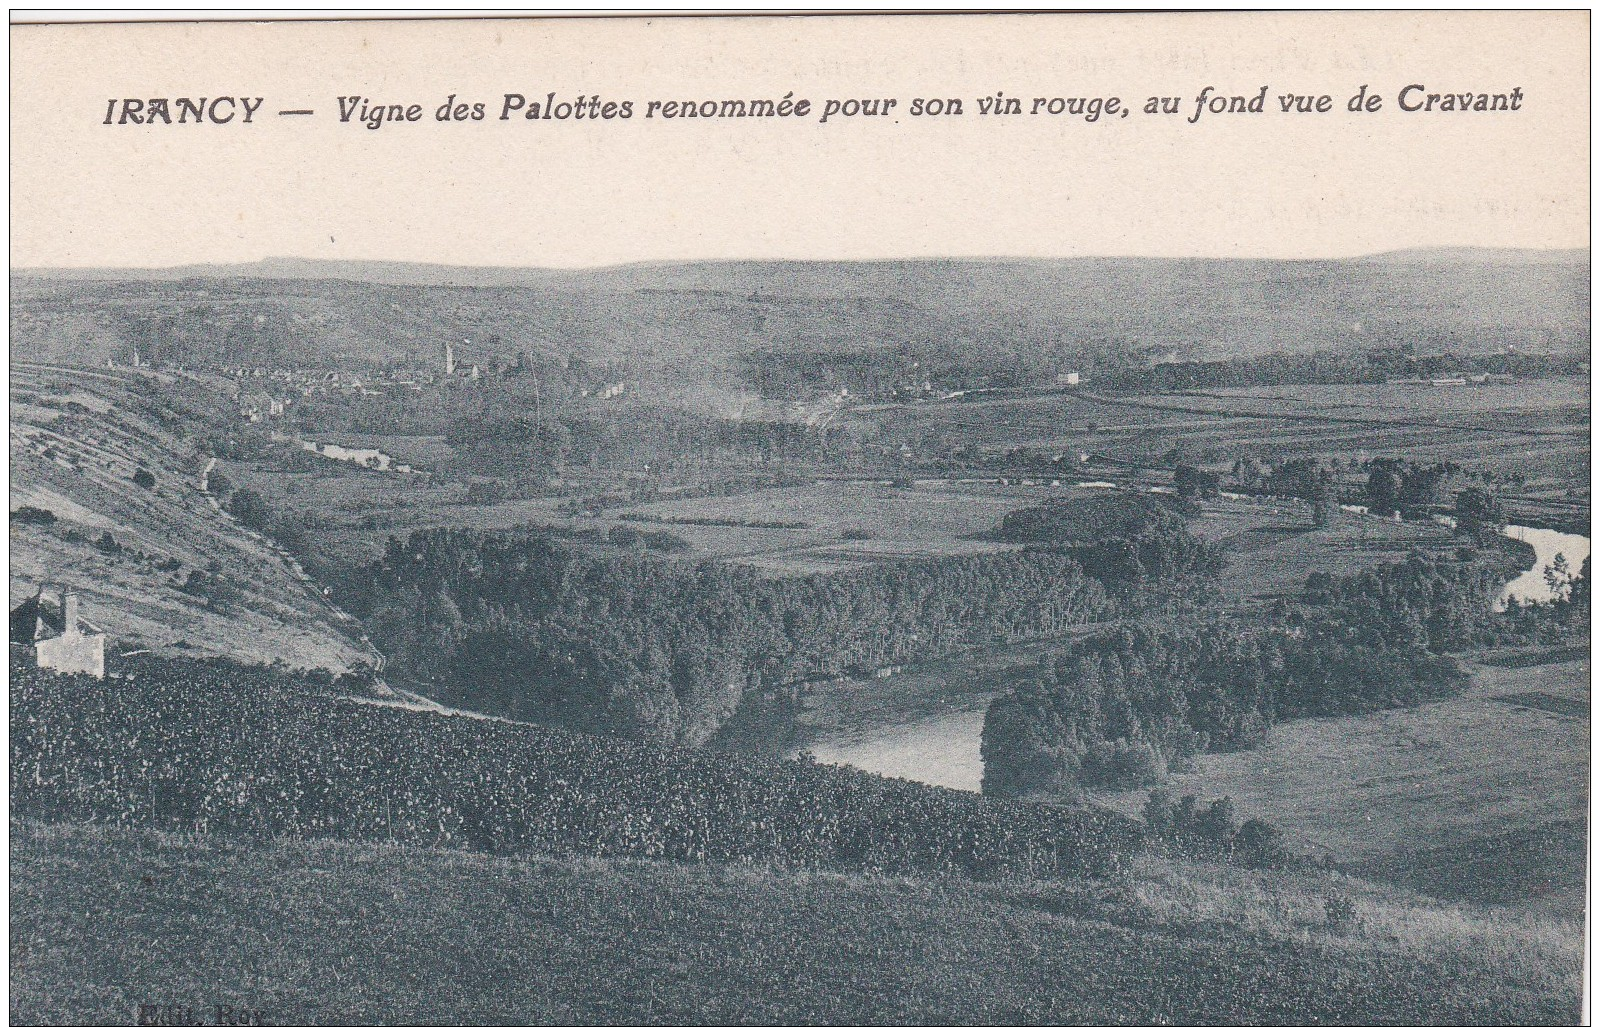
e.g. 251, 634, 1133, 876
806, 707, 989, 793
1500, 524, 1591, 607
797, 522, 1591, 793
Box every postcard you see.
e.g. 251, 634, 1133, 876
9, 12, 1589, 1025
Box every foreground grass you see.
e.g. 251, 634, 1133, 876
11, 821, 1580, 1025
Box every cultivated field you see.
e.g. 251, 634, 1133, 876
11, 821, 1581, 1025
245, 465, 1457, 588
855, 377, 1590, 501
229, 472, 1056, 574
1099, 648, 1590, 918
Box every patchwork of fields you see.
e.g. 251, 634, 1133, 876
217, 373, 1588, 584
231, 469, 1060, 573
234, 462, 1459, 586
854, 378, 1590, 500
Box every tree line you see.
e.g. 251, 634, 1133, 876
1096, 348, 1586, 393
982, 549, 1523, 797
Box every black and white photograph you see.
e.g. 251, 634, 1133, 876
8, 11, 1592, 1024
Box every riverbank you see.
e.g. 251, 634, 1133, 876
710, 629, 1087, 787
1500, 523, 1591, 607
712, 511, 1586, 799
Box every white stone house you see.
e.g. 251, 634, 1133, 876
11, 585, 106, 678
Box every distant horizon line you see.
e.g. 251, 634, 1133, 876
11, 244, 1591, 276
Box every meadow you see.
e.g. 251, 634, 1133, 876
11, 821, 1581, 1026
1187, 500, 1458, 600
610, 480, 1038, 574
1097, 648, 1590, 918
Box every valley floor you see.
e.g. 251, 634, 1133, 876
11, 821, 1581, 1026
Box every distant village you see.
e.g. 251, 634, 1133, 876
223, 339, 491, 423
109, 337, 622, 424
107, 334, 1093, 430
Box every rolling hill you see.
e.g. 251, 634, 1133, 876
8, 362, 370, 671
11, 250, 1589, 387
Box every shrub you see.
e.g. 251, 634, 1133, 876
206, 468, 234, 498
642, 531, 690, 554
226, 488, 273, 532
132, 468, 156, 489
1196, 797, 1238, 848
1324, 891, 1359, 935
10, 506, 57, 526
1235, 818, 1289, 868
465, 480, 506, 505
1174, 794, 1200, 831
608, 525, 643, 548
1142, 787, 1173, 837
1174, 464, 1220, 499
1146, 792, 1291, 868
178, 570, 243, 611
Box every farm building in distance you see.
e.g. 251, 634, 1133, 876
10, 585, 106, 678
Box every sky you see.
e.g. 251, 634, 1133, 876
9, 11, 1590, 269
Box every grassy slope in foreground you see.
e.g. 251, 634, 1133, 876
11, 822, 1579, 1026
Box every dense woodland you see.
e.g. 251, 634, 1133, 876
350, 494, 1225, 745
996, 494, 1227, 590
352, 533, 1111, 745
982, 544, 1586, 796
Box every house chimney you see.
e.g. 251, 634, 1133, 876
61, 588, 80, 635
